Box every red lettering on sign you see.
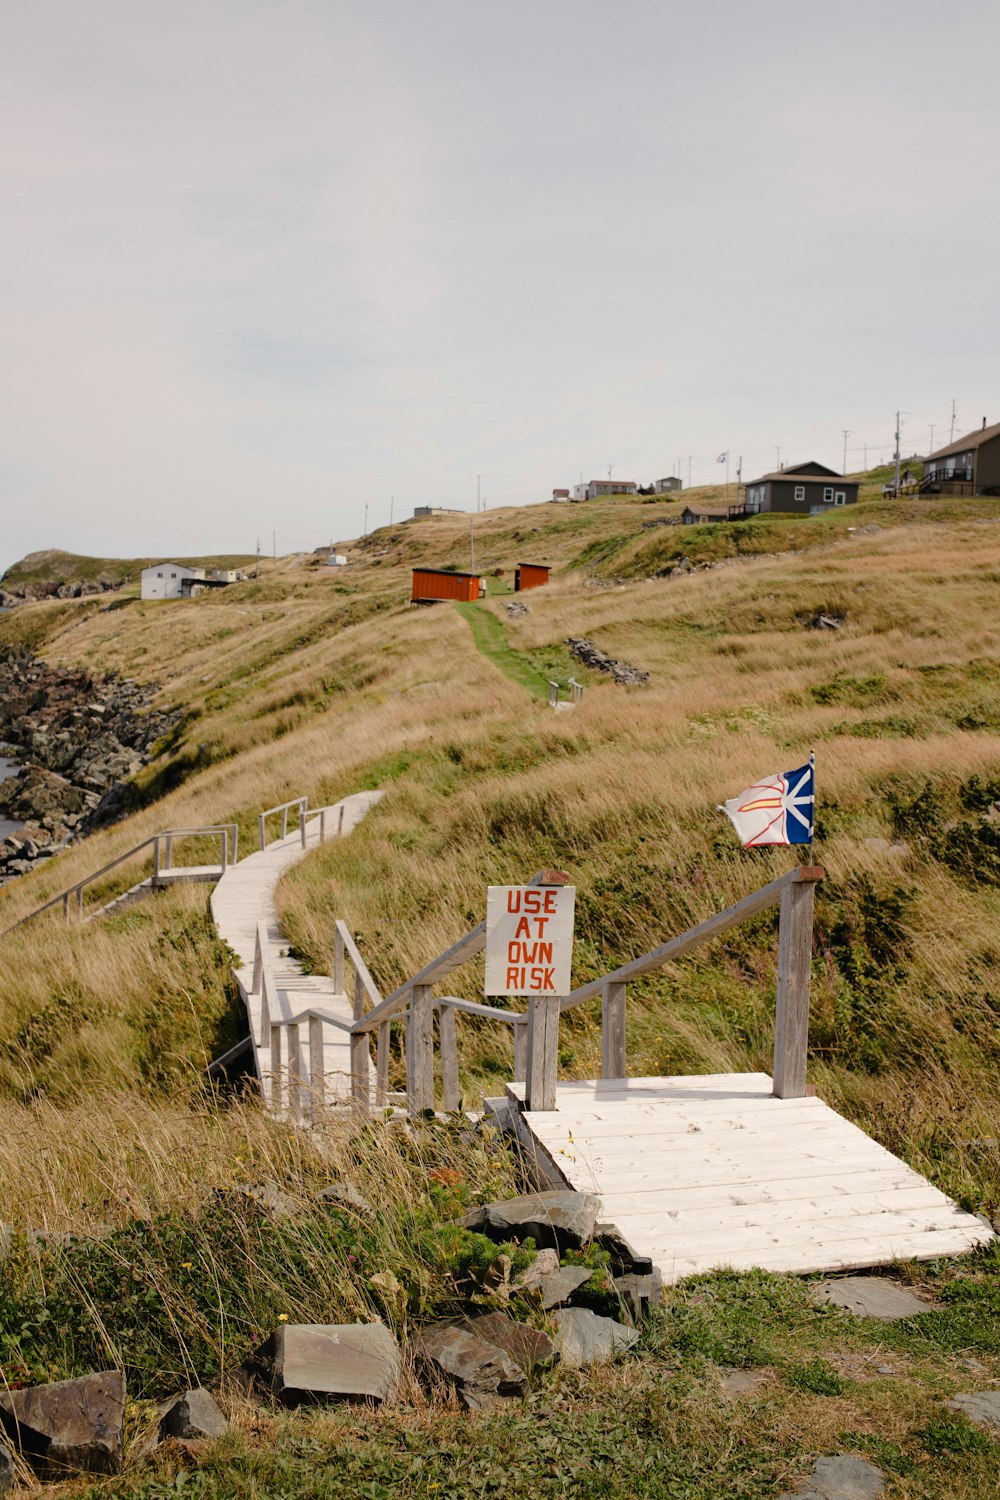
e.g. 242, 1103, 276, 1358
543, 891, 557, 913
535, 916, 549, 937
523, 891, 542, 915
513, 916, 531, 940
506, 966, 522, 987
538, 942, 552, 964
506, 890, 521, 914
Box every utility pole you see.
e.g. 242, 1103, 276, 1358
255, 538, 260, 580
894, 411, 901, 495
477, 474, 482, 513
928, 425, 935, 459
363, 501, 369, 536
842, 430, 849, 474
736, 455, 742, 511
469, 517, 476, 574
272, 530, 276, 562
390, 495, 394, 525
950, 398, 957, 443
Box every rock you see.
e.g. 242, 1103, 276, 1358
565, 637, 649, 686
223, 1180, 299, 1217
504, 600, 529, 618
411, 1320, 526, 1410
515, 1263, 592, 1308
158, 1388, 228, 1441
0, 1438, 13, 1495
811, 1277, 933, 1320
462, 1190, 601, 1252
465, 1313, 557, 1375
315, 1182, 373, 1214
593, 1221, 652, 1274
514, 1247, 560, 1283
0, 1370, 125, 1476
720, 1368, 770, 1399
550, 1307, 639, 1369
777, 1454, 884, 1499
947, 1391, 1000, 1432
264, 1323, 400, 1406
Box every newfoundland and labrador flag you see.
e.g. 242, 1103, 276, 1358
719, 756, 815, 846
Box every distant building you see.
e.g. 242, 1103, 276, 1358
514, 562, 550, 592
657, 476, 683, 492
551, 488, 570, 501
140, 564, 244, 600
580, 479, 639, 500
922, 419, 1000, 495
325, 553, 348, 567
411, 568, 484, 604
743, 461, 859, 516
680, 504, 748, 525
412, 506, 466, 519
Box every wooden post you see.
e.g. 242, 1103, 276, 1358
439, 1005, 460, 1112
288, 1023, 305, 1125
152, 837, 160, 883
269, 1023, 283, 1112
351, 1030, 370, 1114
525, 995, 560, 1111
76, 887, 84, 918
164, 833, 173, 871
353, 968, 364, 1022
308, 1013, 326, 1114
408, 984, 435, 1114
333, 927, 345, 994
320, 809, 327, 843
376, 1021, 390, 1106
63, 892, 70, 921
338, 804, 345, 835
281, 806, 288, 839
299, 802, 307, 849
258, 812, 266, 851
513, 1018, 528, 1082
601, 980, 627, 1080
772, 880, 815, 1099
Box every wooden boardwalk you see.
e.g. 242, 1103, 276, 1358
506, 1074, 994, 1282
210, 792, 382, 1108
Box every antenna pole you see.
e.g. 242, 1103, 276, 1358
894, 411, 901, 495
842, 429, 849, 473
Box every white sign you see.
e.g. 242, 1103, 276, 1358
484, 885, 576, 996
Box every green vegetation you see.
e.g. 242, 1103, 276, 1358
1, 548, 259, 593
456, 602, 578, 701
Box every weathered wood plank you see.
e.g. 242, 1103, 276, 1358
601, 981, 627, 1080
525, 995, 560, 1111
439, 1005, 460, 1112
772, 879, 815, 1098
408, 983, 435, 1113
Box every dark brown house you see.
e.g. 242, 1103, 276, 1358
744, 461, 859, 516
922, 420, 1000, 496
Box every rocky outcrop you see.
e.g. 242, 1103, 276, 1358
0, 1370, 125, 1477
0, 651, 179, 885
565, 638, 649, 686
461, 1190, 602, 1253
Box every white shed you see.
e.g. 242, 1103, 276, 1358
140, 563, 206, 600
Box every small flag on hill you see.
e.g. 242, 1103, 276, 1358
719, 756, 815, 846
716, 451, 728, 463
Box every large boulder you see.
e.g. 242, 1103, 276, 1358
465, 1313, 558, 1376
411, 1320, 526, 1410
263, 1323, 400, 1406
515, 1261, 592, 1309
0, 1370, 125, 1476
158, 1388, 228, 1441
462, 1191, 601, 1252
550, 1308, 639, 1369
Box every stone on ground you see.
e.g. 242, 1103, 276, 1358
462, 1191, 601, 1251
315, 1182, 373, 1214
0, 1438, 13, 1495
777, 1455, 883, 1500
720, 1369, 770, 1399
811, 1277, 932, 1320
466, 1313, 558, 1374
267, 1323, 400, 1406
412, 1320, 526, 1410
947, 1391, 1000, 1432
614, 1267, 663, 1320
158, 1388, 228, 1441
550, 1307, 639, 1369
0, 1370, 125, 1477
516, 1263, 592, 1308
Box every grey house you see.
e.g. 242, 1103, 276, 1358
922, 420, 1000, 495
744, 461, 859, 516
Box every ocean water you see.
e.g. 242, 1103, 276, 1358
0, 755, 22, 839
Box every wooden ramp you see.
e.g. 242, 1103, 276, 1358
211, 792, 382, 1108
506, 1074, 994, 1282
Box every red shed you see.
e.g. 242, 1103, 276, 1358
411, 568, 484, 604
514, 562, 551, 592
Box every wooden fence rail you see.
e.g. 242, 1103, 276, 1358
258, 797, 309, 851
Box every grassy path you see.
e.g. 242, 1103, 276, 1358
456, 601, 560, 701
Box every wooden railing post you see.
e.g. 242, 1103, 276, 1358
601, 980, 627, 1080
350, 967, 369, 1112
63, 893, 70, 922
338, 804, 345, 835
76, 887, 84, 918
333, 926, 345, 994
288, 1023, 305, 1125
281, 806, 289, 839
525, 994, 560, 1111
513, 1018, 528, 1082
299, 801, 307, 849
164, 834, 173, 871
308, 1014, 326, 1114
375, 1021, 390, 1106
439, 1004, 460, 1112
408, 984, 435, 1114
258, 812, 266, 851
772, 879, 815, 1099
269, 1022, 283, 1112
152, 837, 160, 882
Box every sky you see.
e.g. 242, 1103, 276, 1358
2, 0, 999, 573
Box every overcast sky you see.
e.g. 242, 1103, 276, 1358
2, 0, 999, 573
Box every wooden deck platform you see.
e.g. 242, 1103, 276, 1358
506, 1074, 994, 1281
153, 864, 225, 886
210, 792, 382, 1107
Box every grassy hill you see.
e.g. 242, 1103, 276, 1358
0, 547, 260, 594
1, 487, 999, 1495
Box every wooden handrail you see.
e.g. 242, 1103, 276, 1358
258, 797, 308, 851
559, 865, 823, 1011
0, 824, 240, 939
334, 920, 383, 1010
435, 996, 527, 1024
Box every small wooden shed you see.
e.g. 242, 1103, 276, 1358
514, 562, 551, 592
411, 568, 483, 604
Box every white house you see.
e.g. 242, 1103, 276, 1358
140, 563, 206, 599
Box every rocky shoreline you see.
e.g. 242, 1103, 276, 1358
0, 652, 180, 886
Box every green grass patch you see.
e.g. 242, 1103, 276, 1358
456, 603, 577, 702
